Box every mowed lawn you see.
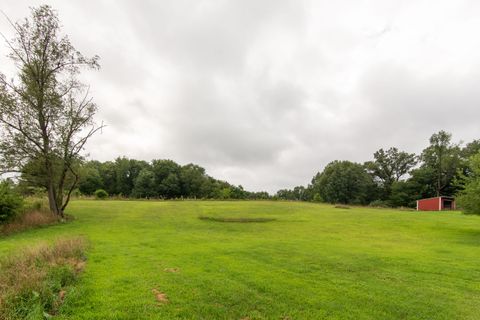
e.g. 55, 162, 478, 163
1, 201, 480, 319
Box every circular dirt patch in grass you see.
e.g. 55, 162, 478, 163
198, 216, 277, 223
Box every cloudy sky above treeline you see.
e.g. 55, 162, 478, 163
1, 1, 479, 192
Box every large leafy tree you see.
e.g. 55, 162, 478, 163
364, 147, 417, 198
180, 164, 208, 198
113, 157, 149, 196
461, 140, 480, 160
0, 6, 102, 217
421, 131, 461, 196
151, 159, 181, 197
311, 160, 374, 205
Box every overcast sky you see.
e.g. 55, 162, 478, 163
1, 1, 480, 193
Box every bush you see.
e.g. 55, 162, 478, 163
94, 189, 108, 200
0, 182, 24, 224
458, 192, 480, 214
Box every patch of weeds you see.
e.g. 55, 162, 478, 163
334, 205, 351, 209
198, 216, 277, 223
1, 197, 74, 237
1, 211, 61, 236
0, 237, 88, 319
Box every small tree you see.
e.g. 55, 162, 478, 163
457, 153, 480, 215
0, 6, 102, 217
312, 193, 323, 203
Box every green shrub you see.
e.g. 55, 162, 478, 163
312, 193, 323, 202
0, 182, 24, 224
458, 194, 480, 214
94, 189, 108, 200
457, 153, 480, 215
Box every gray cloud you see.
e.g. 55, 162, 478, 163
1, 0, 479, 192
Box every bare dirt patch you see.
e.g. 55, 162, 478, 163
152, 288, 169, 304
198, 216, 277, 223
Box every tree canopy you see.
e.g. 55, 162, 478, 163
311, 160, 374, 205
71, 157, 269, 200
364, 147, 417, 198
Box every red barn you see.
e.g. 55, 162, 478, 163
416, 196, 455, 211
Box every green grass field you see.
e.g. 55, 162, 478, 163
1, 200, 480, 319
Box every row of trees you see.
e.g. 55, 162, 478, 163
276, 131, 480, 210
17, 157, 270, 200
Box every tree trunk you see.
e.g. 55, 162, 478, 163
47, 182, 60, 215
437, 151, 442, 197
45, 157, 63, 217
56, 166, 68, 218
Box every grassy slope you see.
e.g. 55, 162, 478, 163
1, 200, 479, 320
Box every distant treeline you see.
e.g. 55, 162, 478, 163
15, 130, 480, 208
19, 158, 269, 200
275, 130, 480, 208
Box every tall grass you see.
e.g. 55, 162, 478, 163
1, 198, 61, 236
0, 237, 88, 320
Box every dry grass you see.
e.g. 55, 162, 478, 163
0, 197, 70, 236
334, 204, 351, 209
0, 210, 60, 236
0, 237, 88, 320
